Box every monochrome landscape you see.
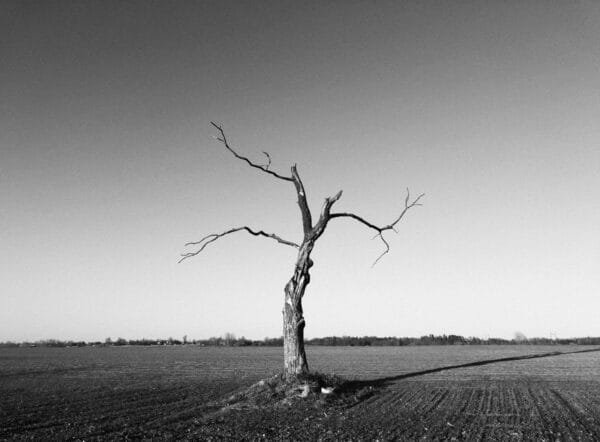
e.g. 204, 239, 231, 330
2, 0, 600, 439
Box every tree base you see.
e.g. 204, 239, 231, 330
204, 372, 358, 415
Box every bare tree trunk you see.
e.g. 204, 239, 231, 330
282, 242, 313, 379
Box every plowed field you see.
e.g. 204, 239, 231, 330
1, 345, 599, 440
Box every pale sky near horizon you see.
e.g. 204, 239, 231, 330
2, 0, 600, 342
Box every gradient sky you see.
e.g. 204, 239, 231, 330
2, 0, 599, 342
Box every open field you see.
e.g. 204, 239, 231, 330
1, 345, 600, 440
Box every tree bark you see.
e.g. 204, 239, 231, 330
283, 241, 313, 379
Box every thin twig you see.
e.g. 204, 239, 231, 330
262, 151, 271, 170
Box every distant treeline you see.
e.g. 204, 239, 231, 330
306, 335, 600, 346
2, 334, 600, 348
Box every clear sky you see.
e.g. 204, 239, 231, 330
2, 0, 599, 342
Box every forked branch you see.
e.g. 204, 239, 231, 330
211, 122, 292, 182
330, 188, 424, 265
179, 226, 299, 263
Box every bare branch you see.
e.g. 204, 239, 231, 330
330, 212, 380, 231
291, 164, 313, 236
319, 190, 343, 220
179, 226, 299, 263
210, 122, 293, 182
310, 190, 344, 240
328, 189, 344, 205
330, 188, 424, 265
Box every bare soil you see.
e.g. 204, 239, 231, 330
2, 346, 600, 440
194, 379, 600, 441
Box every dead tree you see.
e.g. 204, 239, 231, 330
180, 123, 424, 380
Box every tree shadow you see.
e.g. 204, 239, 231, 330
337, 347, 600, 404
